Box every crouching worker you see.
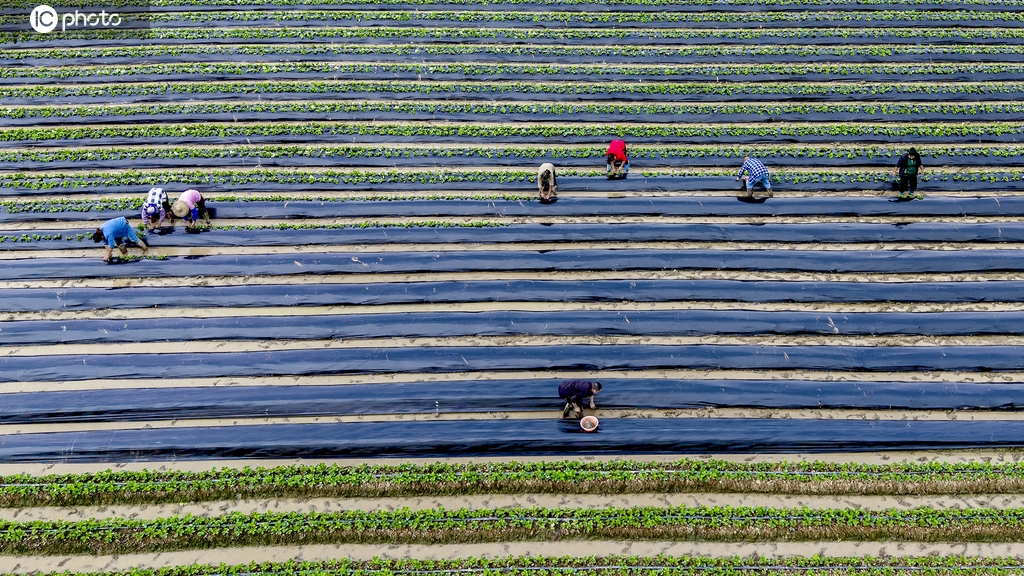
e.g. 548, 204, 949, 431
606, 139, 629, 179
558, 379, 602, 419
737, 155, 772, 198
538, 162, 558, 203
141, 187, 174, 231
93, 216, 148, 262
171, 189, 211, 228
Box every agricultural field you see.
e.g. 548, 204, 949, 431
4, 0, 1024, 574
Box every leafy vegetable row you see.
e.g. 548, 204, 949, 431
4, 122, 1022, 144
3, 80, 1021, 101
6, 506, 1024, 555
8, 144, 1024, 164
4, 0, 1022, 7
0, 168, 1021, 192
78, 9, 1024, 25
0, 194, 530, 214
5, 61, 1019, 81
6, 459, 1024, 508
7, 101, 1022, 122
4, 25, 1021, 44
6, 42, 1024, 61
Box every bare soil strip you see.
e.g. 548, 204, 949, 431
8, 541, 1024, 574
4, 448, 1024, 477
6, 493, 1024, 522
7, 334, 1024, 358
3, 368, 1020, 395
6, 270, 1024, 290
3, 406, 1021, 437
8, 299, 1024, 322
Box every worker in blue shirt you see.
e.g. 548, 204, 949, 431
737, 156, 772, 198
92, 217, 149, 262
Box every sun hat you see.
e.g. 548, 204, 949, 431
145, 204, 158, 216
171, 200, 189, 218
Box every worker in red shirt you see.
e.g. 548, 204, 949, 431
606, 140, 629, 179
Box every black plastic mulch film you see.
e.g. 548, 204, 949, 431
6, 0, 1024, 462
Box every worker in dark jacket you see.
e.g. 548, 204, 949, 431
558, 380, 602, 418
893, 147, 924, 200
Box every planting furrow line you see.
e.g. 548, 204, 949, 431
14, 544, 1024, 575
13, 334, 1024, 356
8, 493, 1024, 522
11, 270, 1024, 290
7, 368, 1024, 396
11, 300, 1024, 322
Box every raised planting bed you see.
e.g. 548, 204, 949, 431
4, 62, 1023, 85
6, 459, 1024, 507
3, 80, 1023, 106
4, 122, 1022, 147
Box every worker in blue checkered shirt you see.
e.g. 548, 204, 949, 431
736, 156, 772, 197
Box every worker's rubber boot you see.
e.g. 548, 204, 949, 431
562, 402, 573, 418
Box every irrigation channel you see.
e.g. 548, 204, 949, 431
4, 0, 1024, 573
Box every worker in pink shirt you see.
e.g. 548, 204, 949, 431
171, 189, 211, 228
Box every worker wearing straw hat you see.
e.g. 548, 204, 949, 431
171, 189, 211, 228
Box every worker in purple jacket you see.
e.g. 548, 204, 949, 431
558, 380, 602, 418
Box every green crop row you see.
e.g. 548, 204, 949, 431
4, 122, 1021, 144
17, 556, 1024, 576
6, 101, 1022, 122
6, 42, 1024, 61
3, 168, 1020, 191
7, 144, 1024, 165
0, 194, 531, 214
4, 61, 1018, 81
1, 80, 1021, 101
0, 222, 507, 243
7, 506, 1024, 555
4, 0, 1023, 7
6, 459, 1024, 508
3, 25, 1022, 44
95, 9, 1024, 24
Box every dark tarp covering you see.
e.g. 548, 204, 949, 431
4, 418, 1024, 462
1, 379, 1021, 424
6, 345, 1024, 382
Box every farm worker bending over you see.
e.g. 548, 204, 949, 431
606, 140, 629, 179
894, 147, 924, 200
171, 189, 211, 227
538, 162, 558, 203
737, 156, 772, 198
92, 216, 148, 263
141, 187, 174, 231
558, 379, 602, 419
